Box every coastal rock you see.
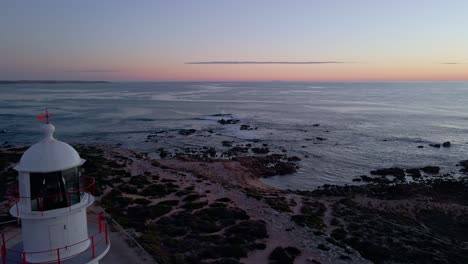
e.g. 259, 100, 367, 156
204, 147, 217, 157
218, 119, 240, 125
316, 137, 327, 141
240, 124, 253, 130
312, 124, 320, 127
458, 160, 468, 174
227, 147, 249, 153
158, 148, 170, 159
442, 141, 451, 148
251, 147, 270, 154
405, 168, 421, 177
360, 175, 392, 184
234, 154, 297, 177
370, 167, 405, 177
178, 129, 197, 136
429, 143, 441, 148
420, 166, 440, 174
287, 156, 301, 162
222, 141, 233, 147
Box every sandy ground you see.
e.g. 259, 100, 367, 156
101, 146, 370, 264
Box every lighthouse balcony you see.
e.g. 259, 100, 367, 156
0, 211, 110, 264
8, 177, 96, 219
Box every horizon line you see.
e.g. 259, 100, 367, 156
3, 79, 468, 83
185, 61, 355, 65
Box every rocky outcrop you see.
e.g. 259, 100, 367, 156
251, 147, 270, 154
218, 119, 239, 125
420, 166, 440, 174
178, 129, 197, 136
370, 167, 405, 177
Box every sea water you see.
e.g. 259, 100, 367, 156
1, 81, 468, 190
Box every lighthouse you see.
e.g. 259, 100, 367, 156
1, 117, 110, 263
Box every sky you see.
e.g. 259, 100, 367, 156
1, 0, 468, 81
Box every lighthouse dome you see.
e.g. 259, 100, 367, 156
15, 123, 85, 173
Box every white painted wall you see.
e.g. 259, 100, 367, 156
22, 209, 90, 263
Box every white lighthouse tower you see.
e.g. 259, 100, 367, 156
1, 116, 110, 264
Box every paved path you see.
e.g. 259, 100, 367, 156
100, 230, 155, 264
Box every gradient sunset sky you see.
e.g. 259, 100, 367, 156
1, 0, 468, 81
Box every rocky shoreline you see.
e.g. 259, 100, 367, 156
1, 143, 467, 264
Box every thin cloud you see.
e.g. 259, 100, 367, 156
441, 62, 465, 65
185, 61, 354, 65
64, 69, 120, 73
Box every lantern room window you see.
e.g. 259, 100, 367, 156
30, 167, 81, 211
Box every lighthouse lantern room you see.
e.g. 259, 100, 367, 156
1, 113, 110, 264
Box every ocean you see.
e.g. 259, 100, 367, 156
2, 81, 468, 190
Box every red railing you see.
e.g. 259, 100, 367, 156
1, 211, 109, 264
6, 177, 96, 217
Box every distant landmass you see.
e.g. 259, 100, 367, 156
0, 80, 111, 84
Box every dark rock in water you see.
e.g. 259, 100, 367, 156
205, 147, 216, 157
178, 129, 197, 136
316, 137, 327, 141
240, 124, 253, 130
222, 141, 233, 147
218, 119, 239, 125
417, 145, 424, 148
442, 141, 451, 148
421, 166, 440, 174
370, 167, 405, 177
275, 163, 297, 175
312, 124, 320, 127
251, 147, 270, 154
233, 154, 297, 177
228, 147, 249, 153
352, 178, 362, 182
262, 143, 268, 147
360, 175, 392, 184
158, 148, 170, 159
429, 144, 441, 148
246, 143, 252, 147
458, 160, 468, 174
0, 130, 6, 134
269, 246, 301, 264
406, 168, 422, 177
287, 156, 301, 162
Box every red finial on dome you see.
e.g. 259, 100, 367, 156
38, 108, 53, 124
